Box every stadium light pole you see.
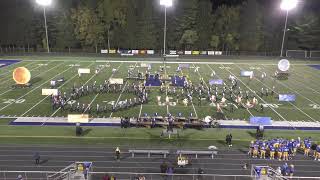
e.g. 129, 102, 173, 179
280, 0, 298, 57
160, 0, 173, 57
36, 0, 52, 53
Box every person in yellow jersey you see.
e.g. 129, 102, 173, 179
260, 143, 266, 159
277, 145, 283, 161
269, 143, 276, 160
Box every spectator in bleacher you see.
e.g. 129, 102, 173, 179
83, 167, 89, 179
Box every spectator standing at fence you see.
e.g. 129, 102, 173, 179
83, 167, 89, 179
160, 161, 168, 174
17, 175, 23, 180
115, 147, 121, 161
33, 152, 40, 165
102, 174, 110, 180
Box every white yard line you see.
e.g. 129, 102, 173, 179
138, 103, 143, 119
205, 64, 245, 119
248, 64, 317, 122
221, 64, 291, 124
0, 63, 67, 113
21, 62, 95, 117
0, 61, 46, 87
261, 65, 320, 106
109, 62, 135, 117
82, 63, 121, 114
181, 64, 198, 118
164, 62, 169, 114
0, 62, 55, 97
49, 62, 108, 117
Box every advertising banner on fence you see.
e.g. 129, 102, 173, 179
170, 50, 177, 55
147, 50, 155, 55
185, 51, 192, 55
192, 51, 200, 55
132, 50, 139, 54
139, 50, 146, 54
101, 49, 108, 54
208, 51, 215, 55
109, 49, 116, 54
215, 51, 223, 55
201, 51, 207, 55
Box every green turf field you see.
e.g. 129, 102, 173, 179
0, 56, 320, 122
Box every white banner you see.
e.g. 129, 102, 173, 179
147, 50, 155, 55
208, 51, 215, 55
109, 78, 124, 85
215, 51, 223, 55
201, 51, 207, 55
132, 50, 139, 54
185, 51, 192, 55
68, 114, 89, 123
78, 68, 90, 74
42, 89, 58, 96
101, 49, 108, 54
169, 50, 177, 55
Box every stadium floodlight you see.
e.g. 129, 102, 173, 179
36, 0, 52, 53
36, 0, 52, 6
160, 0, 173, 7
280, 0, 298, 57
280, 0, 298, 11
160, 0, 173, 57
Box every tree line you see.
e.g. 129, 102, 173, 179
0, 0, 319, 52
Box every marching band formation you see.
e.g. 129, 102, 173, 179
50, 80, 149, 114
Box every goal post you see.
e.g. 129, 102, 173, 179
286, 50, 308, 58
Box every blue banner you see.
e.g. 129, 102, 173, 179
250, 117, 272, 125
279, 94, 296, 102
0, 60, 20, 68
209, 79, 224, 85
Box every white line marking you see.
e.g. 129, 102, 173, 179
0, 62, 53, 97
252, 65, 317, 122
0, 63, 67, 112
21, 62, 95, 117
262, 65, 320, 106
222, 64, 291, 124
109, 62, 135, 117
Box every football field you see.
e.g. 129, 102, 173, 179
0, 56, 320, 123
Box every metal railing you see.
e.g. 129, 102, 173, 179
1, 171, 320, 180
